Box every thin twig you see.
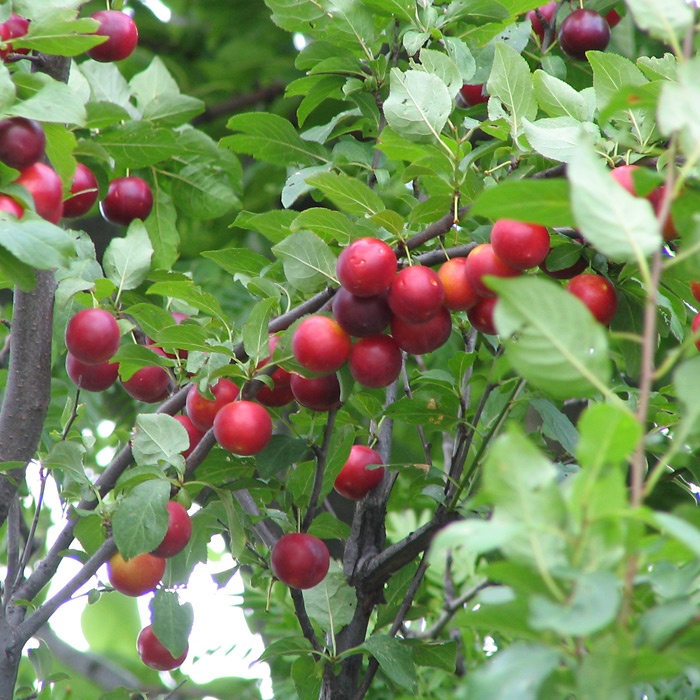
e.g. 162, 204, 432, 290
16, 538, 118, 641
290, 587, 324, 653
302, 409, 337, 532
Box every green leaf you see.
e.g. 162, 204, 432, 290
170, 159, 240, 219
287, 461, 315, 507
292, 657, 323, 700
291, 208, 355, 245
112, 479, 171, 559
0, 249, 36, 290
44, 123, 77, 187
147, 278, 227, 325
282, 165, 331, 208
302, 562, 356, 633
150, 589, 194, 658
533, 70, 590, 120
0, 63, 15, 112
256, 436, 310, 479
576, 403, 641, 471
243, 297, 278, 364
638, 599, 697, 648
466, 643, 560, 700
307, 512, 351, 540
0, 218, 74, 270
530, 398, 579, 456
9, 72, 86, 125
320, 424, 355, 496
653, 512, 700, 559
588, 51, 648, 113
358, 0, 414, 21
530, 571, 621, 636
145, 187, 179, 270
418, 48, 463, 98
674, 356, 700, 443
470, 179, 573, 227
482, 426, 567, 569
222, 112, 328, 166
567, 141, 661, 263
492, 276, 611, 400
576, 637, 633, 700
637, 53, 677, 82
202, 248, 271, 278
12, 12, 104, 57
443, 36, 476, 83
155, 324, 210, 354
305, 172, 384, 217
79, 61, 139, 119
384, 394, 460, 429
523, 117, 600, 163
431, 517, 518, 559
384, 68, 452, 141
132, 413, 189, 468
233, 210, 297, 245
406, 639, 457, 672
626, 0, 694, 45
378, 127, 445, 163
486, 42, 537, 140
359, 635, 417, 691
258, 636, 314, 662
271, 230, 338, 293
103, 221, 154, 292
98, 122, 180, 168
44, 441, 90, 489
113, 343, 171, 382
130, 57, 204, 126
658, 56, 700, 155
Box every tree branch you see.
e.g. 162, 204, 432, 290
302, 409, 337, 532
16, 539, 118, 642
353, 554, 432, 700
359, 511, 459, 591
290, 588, 324, 653
193, 83, 286, 125
36, 624, 141, 690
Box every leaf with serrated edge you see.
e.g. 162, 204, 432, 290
306, 172, 383, 217
487, 42, 537, 140
132, 413, 189, 467
272, 230, 338, 293
384, 68, 451, 141
150, 589, 194, 658
626, 0, 693, 45
492, 276, 611, 399
103, 221, 154, 293
112, 480, 170, 559
243, 297, 278, 365
568, 141, 661, 263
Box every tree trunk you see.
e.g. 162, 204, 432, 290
0, 53, 69, 700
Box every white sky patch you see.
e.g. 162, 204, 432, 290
293, 32, 308, 51
139, 0, 172, 22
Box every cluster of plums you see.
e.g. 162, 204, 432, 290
0, 116, 153, 226
460, 3, 621, 107
106, 501, 192, 670
0, 9, 152, 226
64, 307, 171, 402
